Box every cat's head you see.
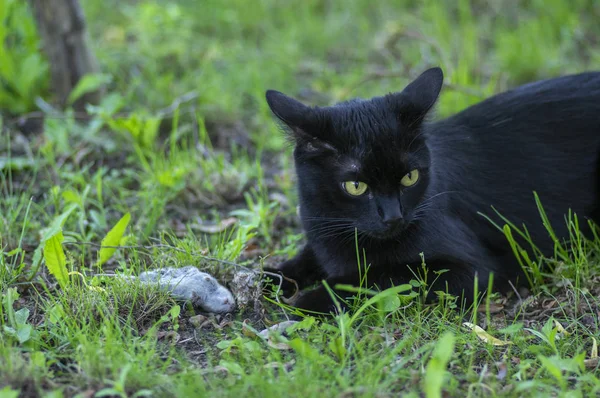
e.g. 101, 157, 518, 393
266, 68, 443, 241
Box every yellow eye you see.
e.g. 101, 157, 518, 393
343, 181, 368, 196
400, 169, 419, 187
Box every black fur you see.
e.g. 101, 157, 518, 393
265, 67, 600, 314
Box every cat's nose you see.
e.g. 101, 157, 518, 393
383, 214, 403, 227
377, 197, 403, 227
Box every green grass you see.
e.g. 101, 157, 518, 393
1, 0, 600, 396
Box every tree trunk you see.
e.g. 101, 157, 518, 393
28, 0, 101, 110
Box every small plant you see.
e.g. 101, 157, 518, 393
40, 211, 131, 288
0, 0, 48, 114
1, 288, 35, 347
230, 189, 279, 245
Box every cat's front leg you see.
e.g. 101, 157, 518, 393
262, 244, 326, 296
291, 260, 484, 314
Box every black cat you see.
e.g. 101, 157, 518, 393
264, 67, 600, 313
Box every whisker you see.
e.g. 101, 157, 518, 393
303, 216, 356, 221
319, 230, 360, 244
308, 224, 356, 234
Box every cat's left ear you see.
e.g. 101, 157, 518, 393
265, 90, 313, 132
265, 90, 334, 152
392, 67, 444, 123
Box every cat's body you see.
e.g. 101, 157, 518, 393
265, 68, 600, 313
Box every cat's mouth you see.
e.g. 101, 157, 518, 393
365, 224, 407, 240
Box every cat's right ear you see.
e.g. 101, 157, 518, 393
393, 67, 444, 124
265, 90, 333, 152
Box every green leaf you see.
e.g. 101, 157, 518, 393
285, 316, 315, 333
409, 279, 422, 287
542, 317, 555, 336
348, 284, 413, 326
1, 288, 18, 315
526, 328, 551, 345
98, 212, 131, 267
47, 304, 66, 324
432, 332, 455, 364
43, 204, 78, 239
0, 386, 20, 398
61, 190, 82, 206
216, 340, 234, 350
218, 360, 244, 375
42, 390, 64, 398
2, 326, 16, 338
16, 324, 32, 344
30, 351, 46, 368
243, 341, 262, 353
43, 232, 69, 287
67, 73, 112, 105
86, 92, 125, 116
498, 322, 524, 335
378, 294, 401, 312
423, 332, 456, 398
95, 389, 122, 398
328, 336, 347, 360
168, 304, 181, 319
14, 308, 29, 325
131, 390, 153, 398
6, 248, 22, 256
288, 338, 321, 361
32, 204, 78, 270
538, 355, 565, 386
